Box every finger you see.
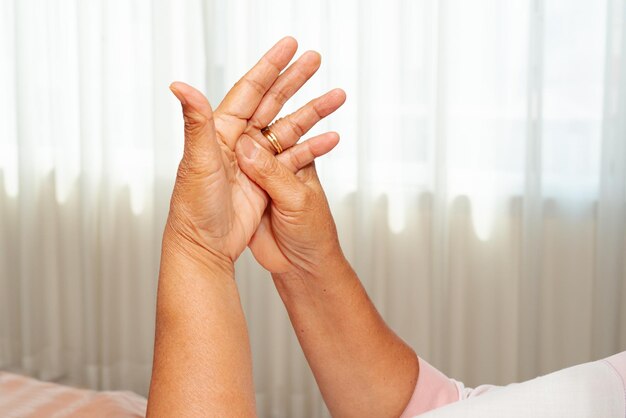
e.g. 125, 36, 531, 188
248, 50, 321, 129
235, 135, 307, 212
170, 82, 222, 173
215, 37, 298, 144
252, 88, 346, 154
276, 132, 339, 173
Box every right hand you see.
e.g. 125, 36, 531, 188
235, 135, 347, 276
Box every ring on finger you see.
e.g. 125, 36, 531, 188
261, 122, 283, 154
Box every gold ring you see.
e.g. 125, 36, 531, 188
261, 126, 283, 154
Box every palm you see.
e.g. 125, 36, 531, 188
202, 133, 269, 261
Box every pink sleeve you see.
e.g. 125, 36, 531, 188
399, 358, 461, 417
399, 358, 501, 417
401, 351, 626, 417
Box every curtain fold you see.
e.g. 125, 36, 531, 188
1, 0, 625, 416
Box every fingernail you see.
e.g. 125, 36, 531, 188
240, 136, 259, 159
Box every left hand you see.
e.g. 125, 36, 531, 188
165, 37, 345, 266
236, 139, 346, 276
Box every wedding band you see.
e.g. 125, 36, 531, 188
261, 126, 283, 154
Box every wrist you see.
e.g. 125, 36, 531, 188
276, 235, 346, 276
272, 248, 355, 295
162, 223, 234, 278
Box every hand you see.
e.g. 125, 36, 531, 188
235, 137, 345, 276
236, 131, 420, 418
165, 37, 345, 266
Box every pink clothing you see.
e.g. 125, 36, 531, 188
401, 351, 626, 417
399, 358, 459, 417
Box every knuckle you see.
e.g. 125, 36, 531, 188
240, 76, 266, 97
183, 112, 211, 135
290, 149, 307, 170
284, 116, 305, 137
176, 156, 210, 181
176, 158, 191, 178
311, 101, 324, 119
262, 55, 283, 74
269, 88, 290, 106
247, 116, 263, 130
258, 155, 281, 177
176, 158, 197, 181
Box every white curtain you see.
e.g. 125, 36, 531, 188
1, 0, 625, 416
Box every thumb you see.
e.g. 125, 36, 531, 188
170, 82, 221, 171
236, 136, 309, 212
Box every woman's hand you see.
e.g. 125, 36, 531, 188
234, 136, 346, 276
165, 37, 345, 266
149, 37, 346, 417
235, 140, 420, 418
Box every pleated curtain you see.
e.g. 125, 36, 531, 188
1, 1, 625, 417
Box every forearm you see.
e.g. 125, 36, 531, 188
273, 255, 419, 418
147, 228, 256, 417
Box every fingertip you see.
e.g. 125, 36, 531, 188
273, 36, 298, 59
169, 82, 212, 114
169, 82, 187, 105
328, 131, 340, 141
170, 81, 194, 94
169, 81, 186, 89
280, 36, 298, 50
316, 89, 347, 117
331, 88, 347, 104
302, 50, 322, 66
308, 131, 341, 157
325, 131, 341, 150
322, 131, 340, 148
265, 36, 299, 71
